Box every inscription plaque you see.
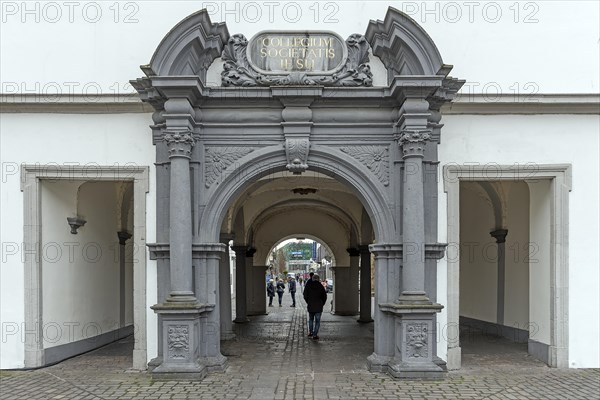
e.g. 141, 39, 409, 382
221, 31, 373, 87
247, 32, 345, 74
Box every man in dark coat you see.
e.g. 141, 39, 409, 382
276, 279, 285, 307
288, 277, 297, 307
303, 273, 327, 340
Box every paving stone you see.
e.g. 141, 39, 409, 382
1, 294, 598, 399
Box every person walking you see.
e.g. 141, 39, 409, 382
288, 277, 297, 307
267, 279, 275, 307
276, 279, 285, 307
303, 273, 327, 340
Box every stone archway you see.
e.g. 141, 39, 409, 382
134, 7, 463, 379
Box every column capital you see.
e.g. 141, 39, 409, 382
117, 231, 132, 245
394, 129, 432, 158
164, 130, 195, 159
490, 229, 508, 243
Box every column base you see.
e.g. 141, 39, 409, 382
367, 353, 392, 373
357, 318, 374, 323
152, 362, 209, 381
233, 317, 250, 323
203, 353, 228, 372
388, 360, 445, 379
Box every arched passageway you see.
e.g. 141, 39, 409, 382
136, 7, 463, 379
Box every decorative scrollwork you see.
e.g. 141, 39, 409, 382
340, 146, 389, 186
205, 146, 254, 187
221, 33, 373, 87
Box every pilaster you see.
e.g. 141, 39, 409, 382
232, 245, 250, 323
358, 245, 373, 323
219, 235, 235, 340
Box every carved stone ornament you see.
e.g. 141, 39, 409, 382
167, 325, 190, 360
205, 146, 254, 187
221, 33, 373, 87
285, 138, 310, 174
340, 146, 389, 186
405, 323, 429, 359
164, 131, 195, 158
394, 129, 432, 158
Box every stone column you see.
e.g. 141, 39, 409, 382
491, 229, 508, 325
376, 98, 444, 378
150, 98, 214, 378
117, 231, 132, 328
164, 129, 196, 303
232, 246, 249, 323
395, 101, 430, 304
358, 245, 373, 323
219, 236, 235, 340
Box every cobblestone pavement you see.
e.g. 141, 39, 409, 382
1, 293, 598, 399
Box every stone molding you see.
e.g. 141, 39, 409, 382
369, 243, 447, 260
4, 94, 597, 115
148, 243, 227, 260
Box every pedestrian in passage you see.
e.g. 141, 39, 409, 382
276, 279, 285, 307
288, 277, 297, 307
303, 273, 327, 340
267, 279, 275, 307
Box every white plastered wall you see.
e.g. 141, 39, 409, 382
41, 181, 124, 347
0, 113, 156, 368
437, 114, 600, 368
459, 183, 497, 322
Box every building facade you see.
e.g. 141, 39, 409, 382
1, 1, 598, 377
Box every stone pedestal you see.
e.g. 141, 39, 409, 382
380, 303, 445, 379
150, 303, 212, 379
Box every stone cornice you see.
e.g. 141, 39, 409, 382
1, 93, 598, 115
